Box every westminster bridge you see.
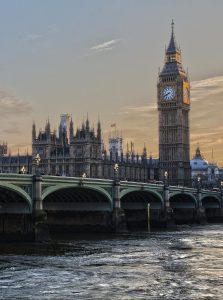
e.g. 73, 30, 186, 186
0, 174, 222, 240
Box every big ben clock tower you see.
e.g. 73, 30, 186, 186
158, 20, 191, 186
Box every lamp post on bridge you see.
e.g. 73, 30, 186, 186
164, 171, 168, 188
113, 163, 120, 209
196, 175, 206, 224
32, 153, 49, 241
197, 176, 202, 207
164, 171, 170, 208
20, 165, 26, 174
79, 172, 87, 186
197, 175, 203, 207
114, 163, 119, 181
112, 162, 126, 232
34, 153, 41, 175
163, 170, 174, 227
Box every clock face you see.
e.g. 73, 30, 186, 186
183, 87, 189, 103
183, 81, 190, 104
162, 86, 176, 101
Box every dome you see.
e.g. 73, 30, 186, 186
190, 158, 208, 170
190, 147, 209, 171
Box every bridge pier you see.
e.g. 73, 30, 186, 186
164, 185, 174, 227
147, 203, 151, 232
32, 175, 50, 241
112, 180, 127, 232
196, 190, 206, 224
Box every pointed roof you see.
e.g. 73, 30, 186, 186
190, 146, 208, 170
97, 116, 101, 128
195, 146, 202, 159
45, 118, 51, 133
166, 19, 180, 54
86, 115, 90, 130
160, 20, 185, 76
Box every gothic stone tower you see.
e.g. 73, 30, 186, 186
157, 21, 191, 186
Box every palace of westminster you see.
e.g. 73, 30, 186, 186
0, 22, 222, 187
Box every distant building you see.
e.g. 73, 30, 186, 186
0, 143, 7, 156
190, 147, 220, 188
0, 143, 32, 174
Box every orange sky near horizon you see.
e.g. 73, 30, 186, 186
3, 75, 223, 167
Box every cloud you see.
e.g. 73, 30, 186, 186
27, 33, 44, 40
27, 26, 58, 42
0, 90, 32, 117
119, 104, 156, 117
3, 127, 21, 135
90, 39, 121, 53
191, 76, 223, 102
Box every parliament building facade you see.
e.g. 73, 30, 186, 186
0, 114, 159, 182
30, 114, 158, 181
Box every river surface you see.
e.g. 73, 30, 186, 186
0, 224, 223, 299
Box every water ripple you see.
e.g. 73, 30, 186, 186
0, 225, 223, 299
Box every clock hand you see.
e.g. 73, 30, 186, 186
164, 92, 171, 97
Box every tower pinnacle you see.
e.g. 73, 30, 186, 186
160, 20, 185, 76
171, 19, 174, 33
166, 19, 179, 54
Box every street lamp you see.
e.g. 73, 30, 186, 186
21, 165, 26, 174
164, 171, 168, 188
34, 153, 41, 175
163, 170, 171, 214
114, 163, 119, 180
79, 172, 87, 186
35, 154, 41, 166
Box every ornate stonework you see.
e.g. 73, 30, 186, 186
30, 115, 158, 181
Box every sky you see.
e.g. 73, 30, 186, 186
0, 0, 223, 164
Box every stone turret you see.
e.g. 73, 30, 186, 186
97, 119, 101, 140
45, 119, 51, 140
70, 117, 74, 142
32, 122, 36, 142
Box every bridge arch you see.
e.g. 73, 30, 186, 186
169, 192, 198, 224
169, 192, 197, 209
120, 188, 163, 229
120, 188, 163, 209
42, 184, 113, 211
0, 182, 32, 214
201, 195, 221, 208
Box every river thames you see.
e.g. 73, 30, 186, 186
0, 224, 223, 299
